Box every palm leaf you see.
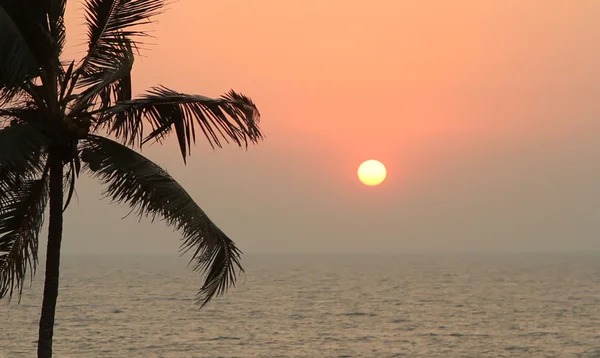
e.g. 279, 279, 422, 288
62, 0, 162, 109
71, 36, 134, 115
0, 123, 48, 174
0, 103, 42, 126
0, 170, 49, 301
81, 135, 243, 307
46, 0, 67, 60
98, 86, 263, 162
0, 4, 40, 101
1, 0, 67, 107
62, 160, 80, 212
77, 0, 163, 78
0, 123, 49, 209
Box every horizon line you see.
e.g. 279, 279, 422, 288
60, 249, 600, 256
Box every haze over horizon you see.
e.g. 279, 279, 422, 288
49, 0, 600, 255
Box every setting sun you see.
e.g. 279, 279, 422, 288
357, 160, 387, 186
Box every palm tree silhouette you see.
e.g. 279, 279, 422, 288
0, 1, 263, 357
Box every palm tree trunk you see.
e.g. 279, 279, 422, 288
37, 153, 64, 358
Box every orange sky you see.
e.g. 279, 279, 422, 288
59, 0, 600, 254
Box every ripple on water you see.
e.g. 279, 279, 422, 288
338, 312, 377, 317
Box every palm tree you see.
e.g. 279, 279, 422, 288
0, 1, 263, 357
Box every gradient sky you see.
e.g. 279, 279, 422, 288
54, 0, 600, 254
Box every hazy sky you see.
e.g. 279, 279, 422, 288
55, 0, 600, 255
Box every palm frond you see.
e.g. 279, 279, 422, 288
1, 0, 67, 107
58, 59, 75, 105
47, 0, 67, 59
76, 0, 164, 79
98, 86, 263, 162
81, 135, 243, 307
0, 169, 49, 301
0, 102, 42, 126
0, 123, 48, 174
0, 4, 40, 100
0, 123, 49, 207
62, 160, 79, 212
71, 36, 134, 115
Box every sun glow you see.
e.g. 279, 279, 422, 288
357, 160, 387, 186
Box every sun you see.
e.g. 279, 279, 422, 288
357, 160, 387, 186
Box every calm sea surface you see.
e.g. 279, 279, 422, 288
2, 253, 600, 357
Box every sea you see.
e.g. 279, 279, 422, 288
2, 253, 600, 357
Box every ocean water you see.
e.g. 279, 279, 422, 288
2, 253, 600, 357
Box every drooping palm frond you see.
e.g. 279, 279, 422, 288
81, 135, 243, 307
0, 170, 49, 301
0, 4, 40, 103
0, 123, 48, 214
98, 86, 263, 162
62, 159, 80, 212
0, 123, 48, 176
